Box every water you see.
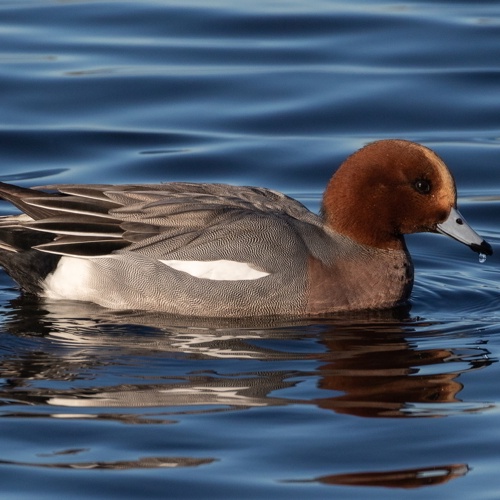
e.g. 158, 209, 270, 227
1, 0, 500, 498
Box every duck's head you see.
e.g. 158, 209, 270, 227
322, 139, 492, 255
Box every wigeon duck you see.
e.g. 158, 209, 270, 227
0, 139, 492, 317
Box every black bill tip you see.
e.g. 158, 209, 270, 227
470, 239, 493, 256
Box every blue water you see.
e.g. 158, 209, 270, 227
1, 1, 500, 498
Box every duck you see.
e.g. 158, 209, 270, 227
0, 139, 492, 317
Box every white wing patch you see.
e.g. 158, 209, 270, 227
160, 259, 270, 281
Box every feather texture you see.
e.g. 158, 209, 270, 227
0, 182, 326, 261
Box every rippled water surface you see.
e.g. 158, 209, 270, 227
1, 1, 500, 499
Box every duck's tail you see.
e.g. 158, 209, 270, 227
0, 182, 61, 294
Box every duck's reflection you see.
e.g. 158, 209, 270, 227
289, 463, 469, 489
0, 297, 493, 483
0, 455, 216, 470
314, 328, 491, 418
0, 297, 493, 419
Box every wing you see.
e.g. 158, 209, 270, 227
0, 182, 326, 264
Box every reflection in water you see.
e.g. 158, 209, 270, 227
0, 456, 216, 470
289, 463, 469, 489
44, 373, 293, 411
315, 330, 494, 418
0, 297, 495, 485
0, 297, 494, 420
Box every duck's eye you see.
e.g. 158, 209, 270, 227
414, 179, 431, 194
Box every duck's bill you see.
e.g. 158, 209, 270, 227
437, 207, 493, 255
